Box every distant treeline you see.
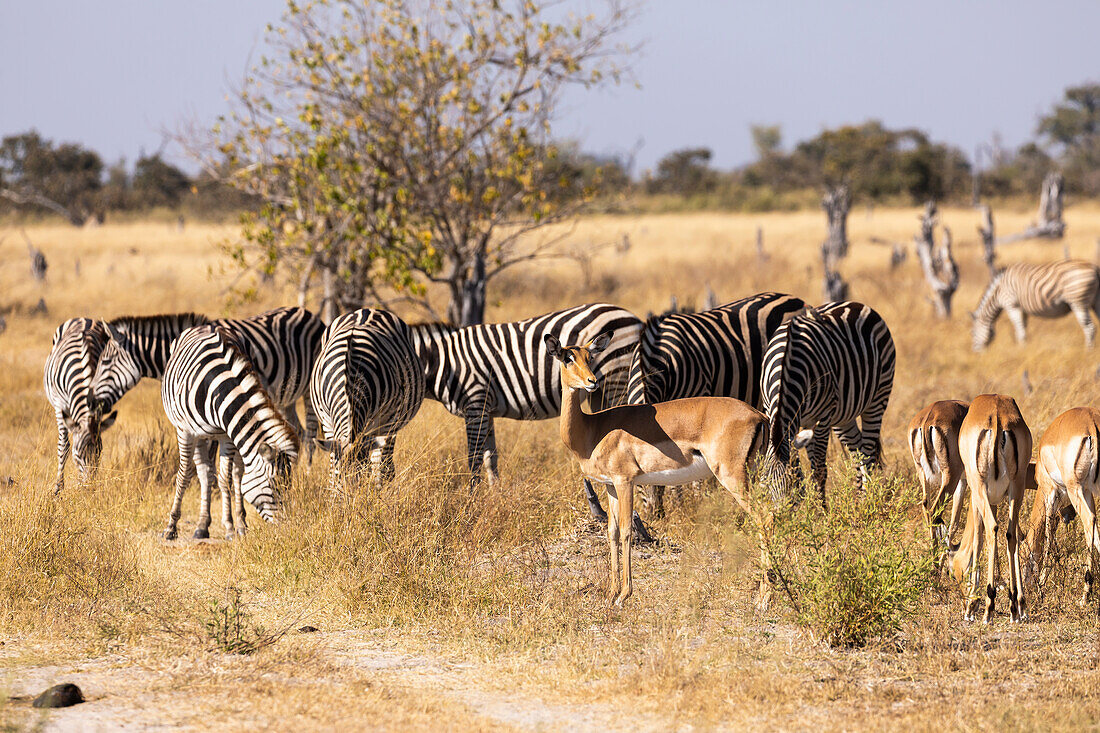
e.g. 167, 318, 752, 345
2, 83, 1097, 223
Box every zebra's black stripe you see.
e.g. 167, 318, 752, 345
409, 303, 642, 480
160, 325, 300, 540
762, 301, 895, 502
310, 308, 425, 488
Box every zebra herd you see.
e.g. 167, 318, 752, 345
39, 256, 1100, 610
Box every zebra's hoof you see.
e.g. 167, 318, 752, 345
193, 528, 209, 540
163, 529, 178, 541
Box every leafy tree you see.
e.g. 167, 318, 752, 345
750, 124, 782, 159
647, 147, 715, 195
131, 153, 191, 208
212, 0, 635, 325
0, 130, 103, 224
1038, 83, 1100, 194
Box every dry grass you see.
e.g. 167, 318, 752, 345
3, 206, 1100, 729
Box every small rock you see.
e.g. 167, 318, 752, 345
296, 625, 319, 634
33, 683, 84, 708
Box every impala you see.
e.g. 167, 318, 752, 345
949, 394, 1032, 623
546, 333, 768, 607
1021, 407, 1100, 612
907, 400, 969, 547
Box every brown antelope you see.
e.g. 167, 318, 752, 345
907, 400, 969, 547
1021, 407, 1100, 611
949, 394, 1032, 623
546, 333, 768, 607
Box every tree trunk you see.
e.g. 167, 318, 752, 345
447, 249, 487, 326
913, 200, 958, 318
978, 205, 997, 276
821, 185, 851, 301
320, 266, 338, 325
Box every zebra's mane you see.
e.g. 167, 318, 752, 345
975, 271, 1005, 314
211, 325, 299, 455
108, 312, 210, 332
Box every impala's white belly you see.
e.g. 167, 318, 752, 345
634, 454, 714, 486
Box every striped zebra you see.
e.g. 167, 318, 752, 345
43, 318, 118, 491
409, 303, 642, 483
762, 302, 895, 504
161, 324, 299, 540
92, 307, 323, 456
972, 260, 1100, 350
310, 308, 425, 490
587, 292, 806, 528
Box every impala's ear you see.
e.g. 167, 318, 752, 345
968, 311, 976, 322
544, 334, 564, 361
587, 332, 612, 355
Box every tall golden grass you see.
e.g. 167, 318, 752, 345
2, 205, 1100, 728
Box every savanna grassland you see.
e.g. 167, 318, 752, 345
2, 205, 1100, 731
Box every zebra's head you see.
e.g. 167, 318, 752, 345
65, 400, 118, 482
242, 438, 299, 522
970, 271, 1004, 351
93, 323, 143, 404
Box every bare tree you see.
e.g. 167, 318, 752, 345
978, 204, 997, 276
755, 226, 768, 263
821, 185, 850, 301
913, 201, 958, 317
997, 172, 1067, 244
22, 229, 47, 282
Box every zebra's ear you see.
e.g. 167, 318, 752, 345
257, 442, 276, 461
99, 410, 118, 431
587, 332, 612, 354
544, 334, 564, 361
104, 322, 127, 345
313, 437, 336, 452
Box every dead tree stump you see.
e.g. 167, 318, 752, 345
821, 185, 851, 302
978, 205, 997, 276
913, 201, 959, 318
997, 172, 1067, 245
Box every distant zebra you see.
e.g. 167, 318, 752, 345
92, 307, 323, 456
310, 309, 425, 490
43, 318, 118, 492
161, 325, 299, 540
972, 260, 1100, 350
587, 292, 806, 526
409, 303, 642, 482
762, 302, 895, 504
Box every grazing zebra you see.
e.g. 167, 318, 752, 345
92, 307, 323, 456
587, 292, 805, 528
161, 325, 299, 540
43, 318, 118, 492
972, 260, 1100, 350
409, 303, 642, 483
310, 309, 425, 490
761, 302, 895, 504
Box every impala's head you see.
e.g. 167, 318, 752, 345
545, 332, 612, 393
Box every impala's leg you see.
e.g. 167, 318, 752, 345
613, 478, 635, 607
980, 495, 1000, 624
947, 475, 967, 551
1006, 307, 1027, 343
1006, 485, 1026, 622
806, 429, 830, 507
1069, 486, 1098, 610
192, 439, 217, 540
53, 412, 70, 494
961, 493, 986, 622
217, 441, 235, 539
1071, 303, 1097, 348
715, 458, 772, 608
606, 482, 621, 602
165, 431, 196, 540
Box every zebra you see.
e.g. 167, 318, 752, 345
408, 303, 642, 483
972, 260, 1100, 350
91, 307, 324, 458
310, 308, 425, 490
43, 318, 118, 492
761, 302, 895, 504
161, 324, 299, 540
585, 292, 807, 529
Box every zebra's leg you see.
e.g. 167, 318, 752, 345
378, 435, 397, 485
463, 407, 498, 486
328, 443, 344, 496
282, 402, 306, 454
1071, 303, 1097, 348
833, 420, 866, 489
583, 478, 609, 522
1006, 306, 1027, 343
232, 452, 247, 536
165, 431, 197, 540
217, 440, 235, 539
805, 429, 830, 508
302, 392, 318, 464
54, 411, 70, 494
192, 439, 217, 540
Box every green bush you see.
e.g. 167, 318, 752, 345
759, 463, 938, 647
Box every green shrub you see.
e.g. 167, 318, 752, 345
759, 463, 937, 647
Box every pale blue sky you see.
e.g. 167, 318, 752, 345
3, 1, 1098, 173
